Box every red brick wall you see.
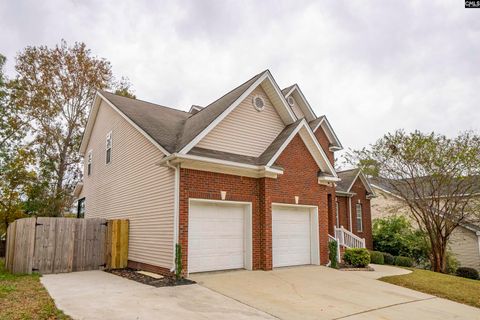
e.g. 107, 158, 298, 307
270, 134, 330, 266
314, 126, 334, 166
350, 179, 373, 249
336, 196, 350, 230
178, 133, 330, 273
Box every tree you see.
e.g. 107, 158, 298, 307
10, 40, 133, 216
350, 130, 480, 273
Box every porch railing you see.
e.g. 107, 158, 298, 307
334, 226, 366, 249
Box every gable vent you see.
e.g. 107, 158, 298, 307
253, 95, 265, 112
287, 96, 295, 107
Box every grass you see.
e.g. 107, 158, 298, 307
380, 268, 480, 309
0, 258, 71, 320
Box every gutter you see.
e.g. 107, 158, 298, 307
165, 160, 180, 272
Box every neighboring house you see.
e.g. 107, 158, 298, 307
371, 180, 480, 272
75, 70, 373, 275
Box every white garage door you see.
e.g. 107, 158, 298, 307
272, 206, 312, 267
188, 202, 246, 273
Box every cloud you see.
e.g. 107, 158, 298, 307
1, 0, 479, 153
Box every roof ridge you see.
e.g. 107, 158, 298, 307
100, 90, 191, 115
187, 69, 269, 120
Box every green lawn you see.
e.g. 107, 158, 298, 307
381, 268, 480, 309
0, 258, 70, 320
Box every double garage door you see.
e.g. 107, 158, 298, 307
188, 201, 318, 273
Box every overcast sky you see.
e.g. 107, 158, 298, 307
1, 0, 479, 154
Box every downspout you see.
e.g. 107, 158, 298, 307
166, 160, 180, 272
348, 197, 353, 232
477, 231, 480, 256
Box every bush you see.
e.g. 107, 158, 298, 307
328, 240, 338, 269
369, 251, 384, 264
344, 248, 370, 267
394, 256, 413, 267
372, 216, 429, 264
456, 267, 479, 280
383, 252, 395, 265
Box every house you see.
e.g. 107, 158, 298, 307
370, 179, 480, 272
75, 70, 373, 275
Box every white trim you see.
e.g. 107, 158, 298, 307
179, 71, 297, 154
348, 197, 353, 232
344, 170, 375, 196
159, 153, 283, 176
79, 92, 171, 156
187, 199, 253, 274
477, 232, 480, 257
265, 119, 337, 177
283, 84, 317, 121
166, 161, 180, 272
271, 203, 320, 266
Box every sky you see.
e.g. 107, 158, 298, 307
1, 0, 479, 155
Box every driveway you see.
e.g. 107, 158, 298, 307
41, 270, 274, 320
190, 265, 480, 320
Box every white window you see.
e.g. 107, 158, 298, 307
335, 200, 339, 227
106, 131, 112, 164
356, 203, 363, 232
87, 150, 93, 176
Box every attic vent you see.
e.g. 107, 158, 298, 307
252, 95, 265, 112
287, 96, 295, 107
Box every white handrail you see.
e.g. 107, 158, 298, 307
334, 226, 365, 249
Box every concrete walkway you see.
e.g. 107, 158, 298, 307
190, 265, 480, 320
41, 270, 275, 320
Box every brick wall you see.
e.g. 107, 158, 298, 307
350, 179, 373, 249
314, 126, 334, 166
179, 133, 330, 273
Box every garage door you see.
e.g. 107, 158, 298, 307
188, 202, 247, 273
272, 206, 312, 267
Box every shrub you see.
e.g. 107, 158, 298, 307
446, 251, 459, 274
175, 244, 182, 280
344, 248, 370, 267
456, 267, 479, 280
328, 240, 338, 269
372, 216, 429, 264
369, 251, 384, 264
383, 252, 395, 265
394, 256, 413, 267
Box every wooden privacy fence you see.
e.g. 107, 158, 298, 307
5, 217, 129, 274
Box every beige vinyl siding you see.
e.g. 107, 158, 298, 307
82, 100, 174, 269
289, 97, 305, 119
196, 86, 285, 157
449, 226, 480, 271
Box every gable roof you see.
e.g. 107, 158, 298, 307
79, 70, 337, 178
178, 70, 297, 153
309, 116, 343, 150
281, 84, 317, 122
336, 168, 375, 195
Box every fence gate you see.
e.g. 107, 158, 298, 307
5, 217, 128, 274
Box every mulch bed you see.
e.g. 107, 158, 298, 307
106, 268, 196, 287
338, 264, 375, 271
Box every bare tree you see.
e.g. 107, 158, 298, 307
351, 130, 480, 273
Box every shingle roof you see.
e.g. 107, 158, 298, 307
99, 91, 190, 153
308, 116, 325, 131
336, 168, 360, 192
281, 84, 295, 95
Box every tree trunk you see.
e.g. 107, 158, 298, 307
430, 241, 447, 273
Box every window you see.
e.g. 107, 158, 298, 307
87, 150, 93, 176
335, 201, 340, 227
356, 203, 363, 232
77, 198, 86, 218
106, 131, 112, 164
252, 95, 265, 112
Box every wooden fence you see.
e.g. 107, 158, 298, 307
5, 217, 129, 274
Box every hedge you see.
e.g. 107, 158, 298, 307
456, 267, 479, 280
383, 252, 395, 265
369, 251, 384, 265
394, 256, 413, 267
344, 248, 370, 267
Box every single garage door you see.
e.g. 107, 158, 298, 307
188, 201, 248, 273
272, 205, 313, 268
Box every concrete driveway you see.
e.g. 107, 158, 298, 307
41, 270, 274, 320
190, 265, 480, 320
